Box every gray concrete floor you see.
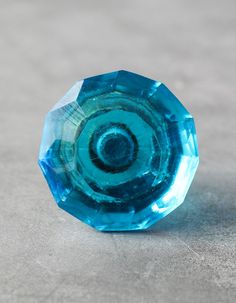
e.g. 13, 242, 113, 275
0, 0, 236, 302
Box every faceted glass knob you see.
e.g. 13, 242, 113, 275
38, 71, 199, 231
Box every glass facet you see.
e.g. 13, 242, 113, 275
39, 71, 199, 231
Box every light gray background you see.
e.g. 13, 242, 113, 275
0, 0, 235, 302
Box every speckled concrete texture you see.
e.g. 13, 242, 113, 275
0, 0, 235, 302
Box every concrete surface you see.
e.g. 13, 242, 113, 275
0, 0, 235, 302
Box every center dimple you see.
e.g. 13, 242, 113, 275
90, 124, 138, 173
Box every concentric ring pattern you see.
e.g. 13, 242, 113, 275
38, 70, 199, 231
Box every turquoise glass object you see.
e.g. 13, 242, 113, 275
38, 71, 199, 231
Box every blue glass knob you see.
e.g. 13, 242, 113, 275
38, 71, 199, 231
